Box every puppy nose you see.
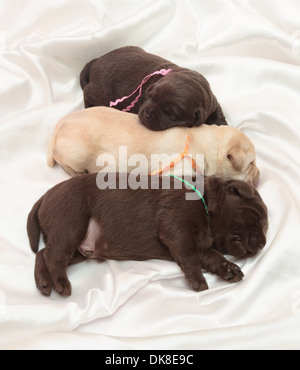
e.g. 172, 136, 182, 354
248, 235, 266, 252
249, 236, 257, 247
253, 167, 260, 187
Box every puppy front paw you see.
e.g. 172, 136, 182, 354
193, 279, 209, 292
186, 274, 209, 292
218, 261, 244, 283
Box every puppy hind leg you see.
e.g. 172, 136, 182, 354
80, 59, 97, 89
54, 148, 90, 176
160, 231, 208, 291
42, 216, 90, 296
69, 250, 88, 265
179, 253, 209, 292
34, 249, 52, 296
43, 246, 74, 297
53, 140, 89, 177
82, 84, 96, 108
83, 83, 107, 108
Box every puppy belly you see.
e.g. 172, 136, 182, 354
78, 218, 102, 259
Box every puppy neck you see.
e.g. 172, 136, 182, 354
110, 69, 173, 112
150, 131, 201, 176
169, 174, 209, 220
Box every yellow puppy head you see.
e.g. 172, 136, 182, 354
219, 127, 260, 186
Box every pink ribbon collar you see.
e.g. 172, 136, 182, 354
110, 68, 172, 112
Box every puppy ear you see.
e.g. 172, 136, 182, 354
205, 177, 224, 214
227, 146, 245, 171
229, 181, 255, 199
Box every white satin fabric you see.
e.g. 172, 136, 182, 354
1, 0, 300, 350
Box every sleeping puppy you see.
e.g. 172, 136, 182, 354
27, 174, 268, 297
47, 107, 260, 186
80, 46, 227, 130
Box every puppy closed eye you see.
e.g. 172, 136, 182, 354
164, 107, 177, 121
248, 161, 254, 169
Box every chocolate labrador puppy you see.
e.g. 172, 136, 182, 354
27, 174, 268, 297
80, 46, 227, 130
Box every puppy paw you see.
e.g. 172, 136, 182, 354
187, 275, 209, 292
53, 277, 72, 297
34, 250, 52, 296
36, 275, 52, 297
218, 261, 244, 283
194, 280, 209, 292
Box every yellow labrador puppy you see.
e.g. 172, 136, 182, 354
47, 107, 259, 185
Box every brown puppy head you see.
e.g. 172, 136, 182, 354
138, 70, 214, 131
207, 177, 268, 258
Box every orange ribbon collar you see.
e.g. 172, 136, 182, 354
150, 135, 200, 176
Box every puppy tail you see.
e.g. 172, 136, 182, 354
27, 196, 43, 254
80, 58, 97, 89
